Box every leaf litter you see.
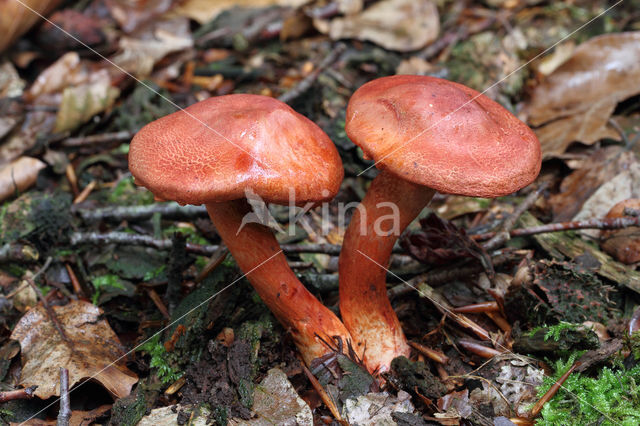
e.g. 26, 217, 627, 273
0, 0, 640, 424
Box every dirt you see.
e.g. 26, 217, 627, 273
178, 339, 253, 425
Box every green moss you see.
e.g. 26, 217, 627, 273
91, 274, 126, 305
537, 357, 640, 425
109, 386, 148, 426
527, 322, 583, 341
137, 334, 183, 385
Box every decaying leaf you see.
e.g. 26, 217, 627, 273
601, 199, 640, 264
230, 368, 313, 425
106, 0, 177, 33
112, 17, 194, 78
138, 404, 210, 426
315, 0, 439, 52
25, 52, 84, 101
10, 299, 138, 399
21, 404, 111, 426
548, 147, 638, 222
525, 32, 640, 158
0, 157, 46, 203
0, 0, 63, 53
0, 61, 25, 98
342, 391, 414, 425
54, 70, 120, 132
172, 0, 311, 25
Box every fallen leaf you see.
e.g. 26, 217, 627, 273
0, 111, 56, 167
172, 0, 310, 25
395, 56, 435, 76
229, 368, 313, 425
316, 0, 439, 52
525, 32, 640, 158
37, 9, 107, 51
0, 157, 46, 203
0, 0, 63, 53
26, 52, 84, 101
12, 279, 37, 313
10, 299, 138, 399
548, 146, 635, 222
54, 69, 120, 133
601, 199, 640, 264
0, 61, 25, 97
21, 404, 111, 426
342, 390, 414, 425
138, 404, 210, 426
112, 17, 194, 78
105, 0, 177, 33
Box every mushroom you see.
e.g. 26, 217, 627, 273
340, 75, 541, 372
129, 94, 352, 365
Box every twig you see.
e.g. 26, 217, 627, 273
0, 386, 37, 403
27, 257, 71, 343
57, 367, 71, 426
69, 231, 347, 255
608, 117, 630, 147
59, 130, 133, 148
0, 243, 39, 263
300, 361, 346, 424
387, 252, 512, 299
418, 14, 495, 60
458, 339, 504, 358
278, 43, 347, 104
530, 361, 581, 418
482, 182, 549, 251
408, 341, 449, 364
73, 202, 208, 222
65, 264, 87, 299
472, 215, 640, 242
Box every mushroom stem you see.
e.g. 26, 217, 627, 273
339, 169, 435, 372
206, 198, 352, 365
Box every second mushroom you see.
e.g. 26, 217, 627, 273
339, 75, 541, 373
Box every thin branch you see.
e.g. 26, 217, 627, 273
26, 257, 71, 343
482, 181, 549, 251
73, 203, 208, 222
0, 386, 37, 403
60, 130, 133, 148
278, 43, 347, 104
472, 215, 640, 242
57, 368, 71, 426
70, 231, 348, 255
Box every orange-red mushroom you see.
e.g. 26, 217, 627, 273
340, 75, 541, 372
129, 94, 352, 365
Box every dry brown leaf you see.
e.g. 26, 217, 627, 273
25, 52, 85, 101
0, 61, 25, 98
172, 0, 310, 25
525, 32, 640, 158
112, 17, 193, 78
106, 0, 177, 33
601, 199, 640, 264
0, 0, 63, 53
0, 111, 56, 168
21, 404, 111, 426
0, 157, 46, 203
316, 0, 439, 52
11, 299, 138, 399
548, 147, 635, 222
54, 70, 120, 133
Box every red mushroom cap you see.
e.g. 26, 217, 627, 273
129, 94, 343, 205
346, 75, 541, 197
